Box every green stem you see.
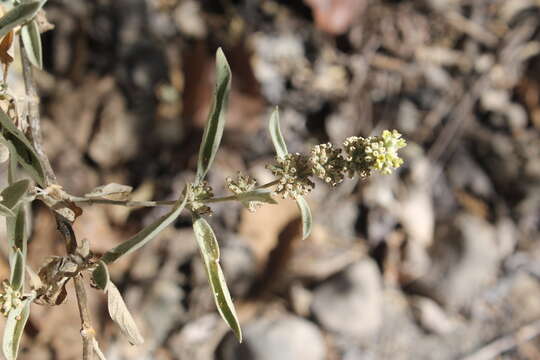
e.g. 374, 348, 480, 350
70, 180, 280, 208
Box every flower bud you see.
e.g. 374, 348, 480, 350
267, 153, 314, 199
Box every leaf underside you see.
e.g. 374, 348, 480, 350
192, 216, 242, 342
295, 195, 312, 240
101, 194, 188, 264
268, 107, 288, 159
196, 48, 232, 183
106, 282, 144, 345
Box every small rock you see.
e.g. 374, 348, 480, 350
220, 237, 257, 296
411, 296, 457, 334
169, 314, 229, 360
290, 282, 313, 317
219, 315, 326, 360
417, 214, 500, 309
311, 258, 383, 340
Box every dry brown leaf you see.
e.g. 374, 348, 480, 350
0, 31, 14, 65
107, 282, 144, 345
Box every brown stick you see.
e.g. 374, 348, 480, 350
461, 319, 540, 360
20, 36, 95, 360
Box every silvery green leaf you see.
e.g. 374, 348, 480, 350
0, 1, 15, 12
0, 141, 8, 163
0, 1, 43, 39
21, 19, 42, 69
192, 216, 220, 261
9, 249, 24, 291
84, 183, 133, 200
2, 295, 33, 360
268, 107, 288, 159
192, 216, 242, 342
236, 189, 277, 210
295, 195, 312, 240
0, 203, 15, 217
1, 179, 30, 209
106, 282, 144, 345
196, 48, 231, 183
6, 206, 26, 254
6, 140, 17, 184
208, 260, 242, 342
236, 189, 277, 204
101, 193, 188, 264
0, 109, 45, 186
92, 260, 109, 291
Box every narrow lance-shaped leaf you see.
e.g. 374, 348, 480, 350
5, 138, 17, 184
196, 48, 231, 183
1, 179, 30, 210
192, 216, 242, 342
2, 295, 33, 360
0, 203, 15, 217
192, 216, 220, 261
106, 281, 144, 345
101, 193, 188, 264
0, 179, 29, 218
0, 109, 45, 186
0, 1, 43, 39
6, 205, 26, 256
21, 19, 42, 69
9, 249, 24, 291
268, 107, 312, 239
92, 260, 109, 291
268, 107, 288, 159
295, 195, 312, 240
84, 183, 133, 200
235, 189, 277, 207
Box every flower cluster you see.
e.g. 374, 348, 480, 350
226, 172, 261, 212
310, 143, 345, 186
343, 130, 407, 178
267, 153, 315, 199
0, 281, 21, 317
267, 130, 406, 198
187, 181, 214, 215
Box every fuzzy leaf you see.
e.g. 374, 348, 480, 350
101, 193, 188, 264
2, 295, 32, 360
196, 48, 231, 183
6, 205, 26, 254
0, 1, 43, 40
84, 183, 133, 200
192, 217, 220, 261
0, 138, 9, 163
9, 249, 24, 291
21, 19, 42, 69
92, 260, 109, 291
268, 107, 288, 159
208, 260, 242, 342
1, 179, 30, 209
6, 139, 17, 184
236, 189, 277, 205
192, 216, 242, 342
295, 195, 312, 240
236, 189, 277, 211
0, 109, 45, 186
0, 203, 14, 217
107, 282, 144, 345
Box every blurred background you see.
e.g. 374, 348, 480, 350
1, 0, 540, 359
